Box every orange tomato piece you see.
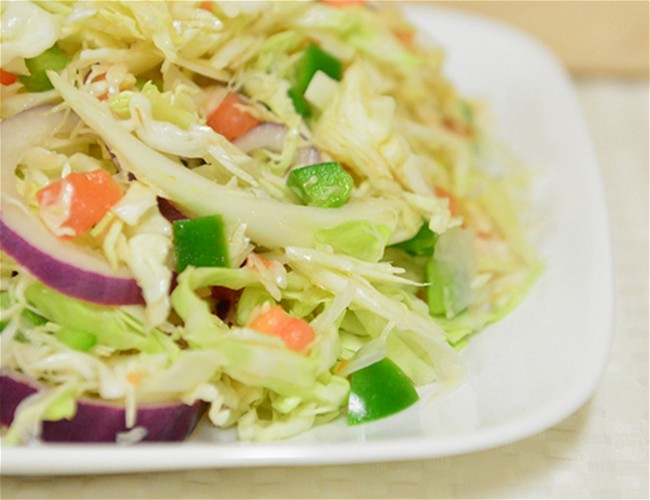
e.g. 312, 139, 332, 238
206, 93, 260, 142
249, 305, 316, 353
434, 186, 459, 216
37, 169, 123, 239
0, 69, 17, 86
394, 30, 415, 46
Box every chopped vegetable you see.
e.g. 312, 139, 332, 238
294, 43, 343, 94
287, 87, 312, 118
206, 93, 260, 141
347, 358, 419, 425
315, 221, 391, 262
24, 282, 174, 354
173, 215, 229, 273
390, 223, 439, 257
1, 372, 204, 443
54, 328, 97, 352
289, 42, 343, 116
286, 161, 354, 208
0, 107, 142, 306
37, 169, 123, 239
0, 69, 18, 86
0, 1, 540, 445
426, 227, 477, 318
19, 44, 68, 92
435, 187, 460, 217
249, 304, 316, 353
0, 292, 47, 332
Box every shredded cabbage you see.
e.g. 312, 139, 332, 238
1, 0, 541, 443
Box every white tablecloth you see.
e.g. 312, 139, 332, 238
1, 79, 648, 499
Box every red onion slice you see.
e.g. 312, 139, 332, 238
293, 146, 322, 168
233, 122, 322, 166
0, 106, 143, 305
1, 371, 205, 443
233, 122, 287, 153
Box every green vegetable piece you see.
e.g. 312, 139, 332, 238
24, 282, 174, 354
390, 223, 439, 256
294, 42, 343, 94
20, 45, 69, 92
348, 358, 419, 425
54, 327, 97, 352
316, 221, 391, 262
0, 292, 10, 331
286, 162, 354, 208
236, 287, 274, 326
0, 292, 47, 332
173, 215, 229, 273
288, 87, 312, 117
426, 228, 476, 318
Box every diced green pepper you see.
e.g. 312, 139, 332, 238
54, 327, 97, 352
286, 162, 354, 208
287, 87, 312, 118
294, 42, 343, 94
20, 44, 69, 92
425, 227, 476, 318
348, 358, 419, 425
173, 215, 229, 273
390, 223, 438, 256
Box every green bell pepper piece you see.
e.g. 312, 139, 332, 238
286, 161, 354, 208
425, 227, 475, 318
289, 42, 343, 116
390, 223, 439, 257
294, 42, 343, 94
173, 215, 229, 273
20, 44, 69, 92
287, 87, 312, 118
348, 358, 419, 425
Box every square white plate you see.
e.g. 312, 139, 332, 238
1, 4, 613, 476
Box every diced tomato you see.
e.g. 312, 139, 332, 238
443, 118, 470, 137
0, 69, 17, 86
394, 30, 415, 46
126, 371, 142, 386
37, 169, 123, 239
206, 93, 260, 142
249, 305, 316, 353
434, 186, 459, 216
199, 1, 212, 10
246, 253, 273, 270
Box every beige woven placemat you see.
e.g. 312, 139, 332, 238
1, 80, 648, 500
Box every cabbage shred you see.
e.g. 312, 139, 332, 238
0, 0, 541, 443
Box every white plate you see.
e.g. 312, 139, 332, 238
1, 5, 613, 476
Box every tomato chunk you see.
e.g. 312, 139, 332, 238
249, 305, 315, 353
434, 186, 459, 216
37, 169, 123, 239
206, 93, 260, 142
0, 69, 17, 86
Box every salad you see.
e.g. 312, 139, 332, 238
0, 0, 541, 444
